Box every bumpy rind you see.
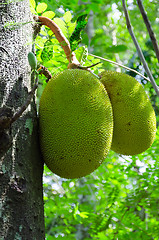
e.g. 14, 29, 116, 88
39, 69, 113, 178
100, 70, 156, 156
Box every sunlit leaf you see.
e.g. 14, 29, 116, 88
53, 18, 68, 37
63, 11, 72, 23
67, 21, 76, 36
36, 2, 47, 13
107, 164, 114, 169
29, 0, 36, 9
74, 46, 88, 63
42, 11, 55, 19
79, 212, 89, 218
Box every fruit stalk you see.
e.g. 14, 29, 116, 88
37, 16, 80, 66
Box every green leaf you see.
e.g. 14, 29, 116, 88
53, 18, 68, 37
67, 21, 76, 36
136, 205, 142, 211
63, 11, 72, 23
36, 3, 47, 13
41, 40, 54, 61
42, 11, 55, 19
29, 0, 36, 14
69, 14, 88, 51
79, 212, 89, 219
29, 0, 36, 9
74, 46, 88, 64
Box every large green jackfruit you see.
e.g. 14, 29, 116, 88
100, 70, 156, 156
39, 69, 113, 178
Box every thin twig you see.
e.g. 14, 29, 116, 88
38, 65, 52, 82
78, 62, 101, 69
122, 0, 159, 97
88, 53, 151, 82
137, 0, 159, 62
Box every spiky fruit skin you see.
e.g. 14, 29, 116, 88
100, 70, 156, 156
39, 69, 113, 179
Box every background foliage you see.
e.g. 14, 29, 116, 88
30, 0, 159, 239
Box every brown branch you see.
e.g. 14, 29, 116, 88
34, 16, 100, 73
35, 15, 80, 66
38, 65, 52, 82
122, 0, 159, 97
137, 0, 159, 62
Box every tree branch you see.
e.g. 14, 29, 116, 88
136, 0, 159, 62
34, 16, 100, 74
34, 15, 80, 66
122, 0, 159, 97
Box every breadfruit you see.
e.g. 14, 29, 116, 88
100, 70, 156, 156
39, 69, 113, 179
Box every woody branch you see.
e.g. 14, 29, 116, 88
35, 15, 80, 68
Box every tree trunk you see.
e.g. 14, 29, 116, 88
0, 0, 45, 239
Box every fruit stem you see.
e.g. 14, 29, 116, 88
35, 16, 80, 67
34, 16, 101, 77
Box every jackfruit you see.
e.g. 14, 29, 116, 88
39, 69, 113, 179
100, 70, 156, 156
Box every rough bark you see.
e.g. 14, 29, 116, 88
0, 0, 45, 239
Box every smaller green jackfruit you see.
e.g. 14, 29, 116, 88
100, 70, 156, 156
28, 52, 37, 70
39, 69, 113, 179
